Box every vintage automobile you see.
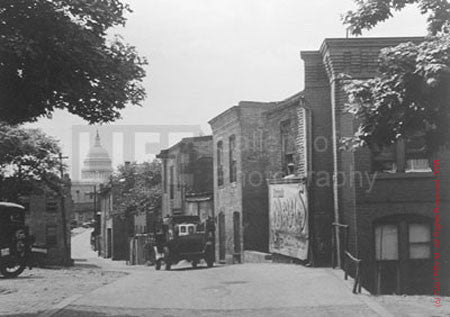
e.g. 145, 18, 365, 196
154, 215, 215, 270
0, 202, 34, 278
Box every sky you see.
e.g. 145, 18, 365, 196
26, 0, 428, 178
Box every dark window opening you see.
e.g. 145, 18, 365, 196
169, 166, 174, 199
281, 120, 295, 175
46, 224, 58, 246
372, 132, 430, 173
229, 135, 237, 183
217, 141, 224, 186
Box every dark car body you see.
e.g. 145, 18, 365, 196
155, 215, 215, 270
0, 202, 26, 247
0, 202, 33, 277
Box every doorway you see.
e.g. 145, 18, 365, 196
233, 212, 241, 263
106, 228, 112, 258
374, 216, 433, 294
218, 212, 226, 263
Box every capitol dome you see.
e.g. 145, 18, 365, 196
81, 131, 113, 181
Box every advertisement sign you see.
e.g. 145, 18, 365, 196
268, 180, 308, 260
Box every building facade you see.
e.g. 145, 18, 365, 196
205, 36, 448, 295
71, 131, 113, 227
301, 37, 449, 295
98, 184, 128, 260
209, 101, 274, 263
157, 136, 214, 221
22, 184, 72, 265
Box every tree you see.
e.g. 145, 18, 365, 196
341, 0, 450, 153
0, 123, 63, 200
0, 0, 147, 125
343, 0, 450, 36
111, 160, 162, 216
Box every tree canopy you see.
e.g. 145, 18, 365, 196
343, 0, 450, 35
0, 0, 147, 125
0, 123, 63, 200
341, 0, 450, 153
110, 160, 162, 215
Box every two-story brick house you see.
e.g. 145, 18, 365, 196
157, 136, 214, 221
208, 96, 325, 265
301, 37, 449, 295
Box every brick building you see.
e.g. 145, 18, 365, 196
301, 37, 450, 295
22, 184, 72, 265
206, 36, 448, 295
209, 102, 273, 263
157, 136, 214, 221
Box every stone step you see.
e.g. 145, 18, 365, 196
243, 250, 272, 263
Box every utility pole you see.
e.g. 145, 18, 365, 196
58, 153, 71, 266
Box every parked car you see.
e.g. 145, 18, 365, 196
0, 202, 34, 278
154, 215, 215, 270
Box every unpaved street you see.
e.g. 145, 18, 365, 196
1, 228, 448, 317
0, 229, 125, 317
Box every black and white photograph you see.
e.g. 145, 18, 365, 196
0, 0, 449, 316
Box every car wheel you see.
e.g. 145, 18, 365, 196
192, 260, 198, 268
205, 246, 214, 268
155, 259, 161, 271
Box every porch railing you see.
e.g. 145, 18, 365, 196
331, 222, 363, 294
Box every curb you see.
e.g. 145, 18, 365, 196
37, 294, 83, 317
328, 268, 395, 317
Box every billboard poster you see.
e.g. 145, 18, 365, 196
268, 180, 308, 260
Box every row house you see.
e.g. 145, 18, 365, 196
208, 95, 330, 265
301, 37, 449, 295
206, 36, 448, 295
157, 136, 214, 221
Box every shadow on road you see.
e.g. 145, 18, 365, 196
166, 265, 223, 272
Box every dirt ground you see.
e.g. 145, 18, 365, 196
0, 251, 126, 317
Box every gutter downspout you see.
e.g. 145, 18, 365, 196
330, 78, 342, 269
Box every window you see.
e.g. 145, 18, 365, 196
375, 224, 399, 261
405, 134, 431, 173
281, 120, 295, 175
169, 166, 174, 199
372, 144, 397, 173
163, 161, 167, 194
372, 132, 431, 173
217, 141, 224, 186
229, 135, 237, 183
46, 224, 58, 246
408, 223, 431, 259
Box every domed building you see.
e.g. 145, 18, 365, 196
81, 131, 113, 181
71, 131, 113, 227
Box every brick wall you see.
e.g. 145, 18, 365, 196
158, 136, 213, 218
210, 103, 273, 262
25, 188, 72, 265
301, 51, 335, 266
319, 37, 449, 294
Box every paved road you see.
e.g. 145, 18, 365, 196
56, 230, 389, 317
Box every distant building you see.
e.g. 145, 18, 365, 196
71, 131, 113, 226
98, 184, 128, 260
21, 183, 72, 265
80, 131, 113, 182
157, 136, 214, 221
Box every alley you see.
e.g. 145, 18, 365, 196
55, 229, 381, 317
1, 228, 448, 317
